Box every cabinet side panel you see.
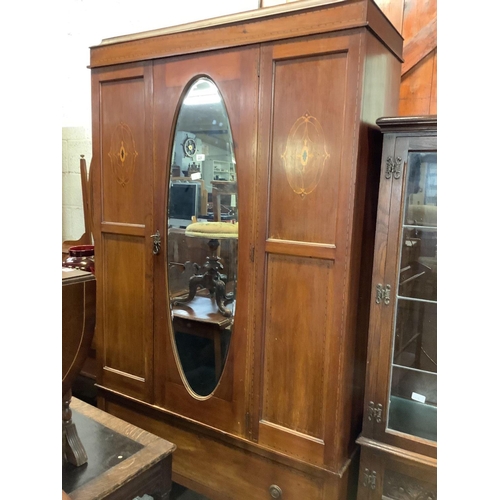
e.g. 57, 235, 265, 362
268, 51, 347, 245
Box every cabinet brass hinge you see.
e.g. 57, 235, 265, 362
250, 245, 255, 263
375, 284, 391, 305
385, 156, 402, 179
367, 401, 383, 423
362, 468, 377, 490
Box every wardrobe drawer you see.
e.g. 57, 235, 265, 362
104, 399, 351, 499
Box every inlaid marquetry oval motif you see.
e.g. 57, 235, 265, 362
108, 122, 138, 187
281, 113, 330, 196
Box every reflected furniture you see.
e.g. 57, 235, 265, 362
172, 295, 234, 381
173, 221, 238, 316
89, 1, 403, 498
62, 397, 176, 500
210, 181, 237, 221
170, 177, 208, 218
356, 116, 437, 499
62, 268, 96, 467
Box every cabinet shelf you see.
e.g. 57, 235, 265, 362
391, 363, 437, 377
396, 295, 437, 305
403, 223, 437, 230
387, 395, 437, 442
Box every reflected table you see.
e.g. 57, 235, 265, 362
172, 222, 238, 317
172, 296, 234, 381
62, 398, 176, 500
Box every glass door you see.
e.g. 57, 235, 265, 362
386, 148, 437, 443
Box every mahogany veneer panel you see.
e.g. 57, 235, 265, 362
100, 72, 150, 226
262, 254, 333, 440
102, 235, 147, 377
100, 234, 154, 402
268, 50, 345, 245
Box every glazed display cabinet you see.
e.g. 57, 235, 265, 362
356, 116, 437, 500
89, 1, 403, 498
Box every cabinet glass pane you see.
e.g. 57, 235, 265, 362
388, 151, 437, 442
393, 298, 437, 373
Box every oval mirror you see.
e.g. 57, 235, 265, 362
167, 77, 238, 397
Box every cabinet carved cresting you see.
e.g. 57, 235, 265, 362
90, 1, 403, 498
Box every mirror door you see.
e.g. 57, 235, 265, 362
152, 47, 259, 435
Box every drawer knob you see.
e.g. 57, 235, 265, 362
269, 485, 282, 498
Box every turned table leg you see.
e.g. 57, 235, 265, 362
62, 390, 88, 467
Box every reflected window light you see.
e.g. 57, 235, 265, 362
184, 87, 221, 106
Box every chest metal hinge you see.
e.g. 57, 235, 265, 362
362, 468, 377, 490
385, 156, 402, 179
367, 401, 383, 423
375, 284, 391, 305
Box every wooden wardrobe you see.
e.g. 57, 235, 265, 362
89, 1, 403, 498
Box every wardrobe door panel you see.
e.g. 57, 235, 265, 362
268, 52, 345, 245
262, 255, 334, 440
153, 46, 259, 435
254, 33, 364, 469
100, 76, 149, 224
92, 62, 154, 402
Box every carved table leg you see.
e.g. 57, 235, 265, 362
62, 390, 88, 466
173, 238, 234, 317
173, 274, 204, 305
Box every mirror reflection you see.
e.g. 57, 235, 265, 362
167, 77, 238, 397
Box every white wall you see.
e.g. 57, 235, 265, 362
62, 0, 261, 128
62, 0, 260, 241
